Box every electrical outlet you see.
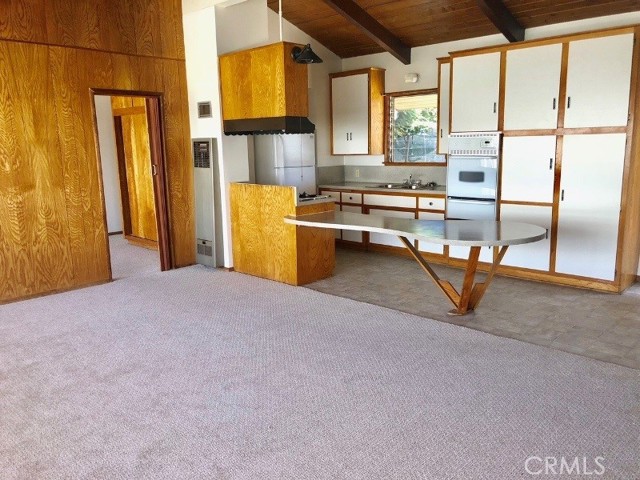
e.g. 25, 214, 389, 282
355, 169, 360, 178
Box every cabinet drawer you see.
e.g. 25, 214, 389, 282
342, 193, 362, 204
418, 197, 445, 211
320, 190, 341, 202
363, 194, 416, 209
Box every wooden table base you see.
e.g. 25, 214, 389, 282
398, 236, 509, 316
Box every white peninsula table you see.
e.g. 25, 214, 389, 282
285, 211, 547, 315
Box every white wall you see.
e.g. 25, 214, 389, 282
94, 95, 123, 233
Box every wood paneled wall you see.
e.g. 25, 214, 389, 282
0, 0, 194, 303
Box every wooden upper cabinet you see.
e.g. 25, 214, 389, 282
504, 44, 562, 130
330, 68, 385, 155
564, 33, 634, 128
437, 59, 451, 154
219, 42, 309, 121
451, 52, 500, 132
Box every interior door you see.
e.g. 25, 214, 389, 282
112, 96, 158, 247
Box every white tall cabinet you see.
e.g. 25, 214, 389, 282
451, 52, 500, 132
555, 134, 627, 280
564, 34, 634, 128
504, 44, 562, 130
444, 27, 640, 291
331, 74, 369, 154
330, 68, 385, 155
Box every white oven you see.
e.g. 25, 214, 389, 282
446, 132, 501, 220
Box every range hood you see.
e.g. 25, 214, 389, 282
219, 42, 314, 135
223, 116, 315, 135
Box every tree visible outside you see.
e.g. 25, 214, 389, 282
391, 95, 439, 163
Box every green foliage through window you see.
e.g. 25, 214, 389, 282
388, 93, 441, 163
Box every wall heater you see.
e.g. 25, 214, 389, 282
192, 138, 222, 267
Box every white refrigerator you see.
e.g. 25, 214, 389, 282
254, 134, 317, 195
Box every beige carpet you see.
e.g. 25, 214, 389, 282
0, 266, 638, 479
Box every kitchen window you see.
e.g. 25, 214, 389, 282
385, 89, 445, 165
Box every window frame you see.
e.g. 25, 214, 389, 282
383, 88, 446, 166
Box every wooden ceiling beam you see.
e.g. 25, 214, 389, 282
476, 0, 525, 43
319, 0, 412, 64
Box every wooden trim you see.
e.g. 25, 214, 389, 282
383, 161, 447, 166
616, 26, 640, 289
124, 234, 159, 250
385, 88, 438, 97
329, 67, 385, 79
113, 116, 133, 236
0, 279, 112, 306
549, 135, 563, 273
146, 97, 173, 271
449, 24, 638, 58
112, 106, 146, 116
500, 200, 553, 207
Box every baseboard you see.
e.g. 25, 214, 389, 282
124, 234, 159, 251
108, 231, 123, 236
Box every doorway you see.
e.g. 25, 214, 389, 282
92, 92, 172, 279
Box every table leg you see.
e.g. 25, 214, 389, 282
399, 238, 508, 316
467, 245, 509, 311
398, 236, 460, 308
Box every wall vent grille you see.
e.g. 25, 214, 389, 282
193, 140, 211, 168
197, 239, 213, 257
197, 101, 212, 118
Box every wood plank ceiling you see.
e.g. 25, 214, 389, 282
267, 0, 640, 62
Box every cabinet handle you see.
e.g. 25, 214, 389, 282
552, 98, 556, 110
440, 128, 443, 138
567, 96, 571, 109
549, 158, 553, 170
350, 133, 353, 141
493, 102, 497, 113
561, 189, 565, 201
346, 133, 349, 141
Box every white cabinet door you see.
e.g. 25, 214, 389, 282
556, 134, 626, 280
341, 205, 363, 243
332, 74, 369, 154
564, 34, 633, 128
504, 43, 562, 130
437, 62, 450, 154
501, 136, 556, 203
418, 211, 445, 254
500, 204, 551, 271
451, 52, 500, 132
368, 208, 415, 248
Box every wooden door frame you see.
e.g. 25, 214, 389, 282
91, 89, 174, 274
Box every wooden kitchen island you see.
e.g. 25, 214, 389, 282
286, 211, 546, 315
230, 183, 336, 286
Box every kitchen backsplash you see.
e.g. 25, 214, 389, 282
317, 166, 346, 185
344, 165, 447, 185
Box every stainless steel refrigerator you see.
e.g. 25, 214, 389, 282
254, 133, 317, 195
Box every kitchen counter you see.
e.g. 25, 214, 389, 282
319, 182, 446, 195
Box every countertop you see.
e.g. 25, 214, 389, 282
318, 182, 446, 195
285, 212, 546, 247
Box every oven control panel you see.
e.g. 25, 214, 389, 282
448, 132, 500, 156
